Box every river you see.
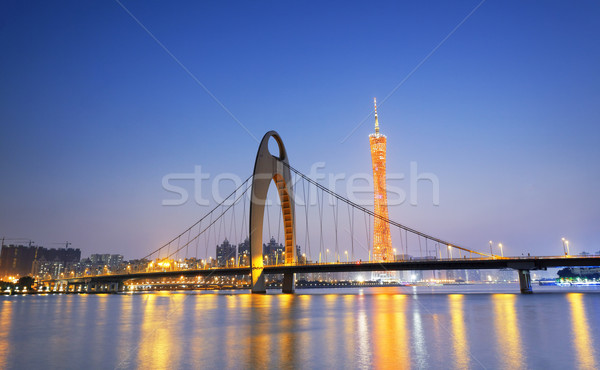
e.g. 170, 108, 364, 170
0, 284, 598, 369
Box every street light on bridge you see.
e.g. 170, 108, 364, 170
448, 245, 452, 260
489, 240, 494, 259
498, 243, 504, 258
326, 249, 329, 263
562, 238, 568, 256
393, 248, 397, 261
345, 250, 348, 262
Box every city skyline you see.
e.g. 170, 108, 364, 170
1, 1, 599, 259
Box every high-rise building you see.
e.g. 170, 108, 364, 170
216, 238, 236, 267
263, 237, 284, 265
0, 244, 81, 278
89, 254, 123, 270
238, 238, 250, 266
369, 98, 393, 263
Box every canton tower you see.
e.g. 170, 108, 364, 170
369, 98, 393, 262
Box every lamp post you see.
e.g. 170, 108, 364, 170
565, 240, 570, 256
345, 250, 349, 263
448, 245, 452, 260
498, 243, 504, 258
393, 248, 397, 261
489, 240, 493, 259
326, 249, 329, 263
562, 238, 567, 256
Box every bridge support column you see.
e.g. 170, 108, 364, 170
282, 273, 295, 294
518, 269, 533, 294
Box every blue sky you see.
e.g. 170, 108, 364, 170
1, 1, 599, 260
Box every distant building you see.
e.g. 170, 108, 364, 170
465, 269, 481, 282
263, 237, 284, 265
238, 238, 250, 266
216, 239, 236, 267
447, 269, 467, 282
0, 245, 38, 277
497, 268, 517, 282
89, 254, 123, 270
0, 244, 81, 278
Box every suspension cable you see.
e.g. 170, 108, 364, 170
301, 177, 311, 261
141, 175, 252, 261
282, 163, 490, 257
163, 183, 251, 261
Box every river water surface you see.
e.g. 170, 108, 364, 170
0, 284, 598, 369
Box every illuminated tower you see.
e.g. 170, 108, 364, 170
369, 98, 393, 262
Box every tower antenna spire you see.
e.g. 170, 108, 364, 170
374, 97, 379, 134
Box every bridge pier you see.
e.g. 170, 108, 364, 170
282, 273, 295, 294
251, 270, 267, 294
518, 269, 533, 294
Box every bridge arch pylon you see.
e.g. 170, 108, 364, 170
249, 131, 296, 293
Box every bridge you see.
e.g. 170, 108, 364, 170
43, 131, 600, 294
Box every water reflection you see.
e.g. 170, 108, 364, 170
492, 294, 524, 368
1, 289, 598, 369
356, 295, 371, 368
373, 294, 410, 369
276, 294, 297, 367
411, 306, 427, 368
137, 294, 185, 369
249, 294, 273, 368
0, 300, 12, 369
448, 294, 469, 368
567, 293, 597, 369
116, 295, 135, 366
191, 293, 218, 367
322, 294, 339, 368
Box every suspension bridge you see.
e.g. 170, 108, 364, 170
43, 131, 600, 294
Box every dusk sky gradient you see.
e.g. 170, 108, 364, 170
1, 1, 599, 259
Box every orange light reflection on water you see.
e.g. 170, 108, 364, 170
137, 294, 185, 369
448, 294, 469, 369
567, 293, 597, 369
492, 294, 524, 368
0, 300, 12, 369
277, 294, 297, 367
248, 294, 273, 369
373, 294, 410, 369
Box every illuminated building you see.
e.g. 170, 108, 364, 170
369, 98, 394, 263
216, 238, 236, 267
238, 237, 250, 266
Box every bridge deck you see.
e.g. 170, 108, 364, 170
47, 256, 600, 284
